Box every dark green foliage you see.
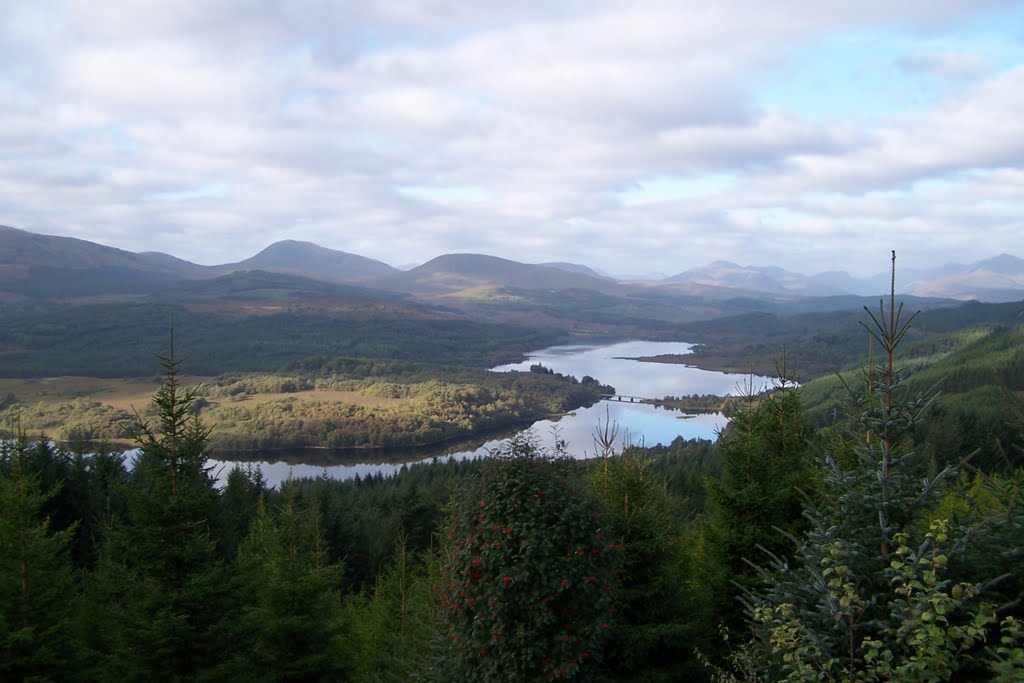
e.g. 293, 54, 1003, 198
0, 302, 565, 377
704, 376, 814, 636
590, 447, 706, 682
347, 543, 446, 681
215, 464, 267, 561
723, 266, 1010, 681
439, 436, 620, 681
642, 437, 720, 515
294, 458, 482, 590
90, 349, 235, 680
0, 434, 78, 682
226, 481, 355, 681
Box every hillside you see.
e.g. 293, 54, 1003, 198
0, 225, 186, 275
658, 298, 1024, 379
0, 226, 402, 301
538, 261, 612, 280
0, 225, 197, 300
216, 239, 398, 283
371, 253, 624, 296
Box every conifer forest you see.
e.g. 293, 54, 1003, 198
3, 272, 1024, 682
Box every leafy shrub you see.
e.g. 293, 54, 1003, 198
438, 436, 620, 681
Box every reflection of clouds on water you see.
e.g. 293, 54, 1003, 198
492, 340, 771, 398
205, 450, 487, 489
210, 340, 767, 488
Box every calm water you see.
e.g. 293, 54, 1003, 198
208, 340, 771, 487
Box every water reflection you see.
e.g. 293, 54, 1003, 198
208, 340, 771, 487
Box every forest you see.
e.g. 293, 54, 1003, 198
2, 288, 1023, 682
4, 360, 613, 451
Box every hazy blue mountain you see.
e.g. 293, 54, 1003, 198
216, 239, 398, 282
667, 260, 847, 296
0, 224, 194, 275
373, 253, 623, 295
909, 254, 1024, 301
537, 261, 613, 280
2, 224, 1020, 304
665, 254, 1024, 302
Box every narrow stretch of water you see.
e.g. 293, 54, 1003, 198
209, 340, 772, 486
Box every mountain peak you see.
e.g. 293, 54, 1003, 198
379, 252, 620, 295
226, 240, 397, 282
971, 253, 1024, 275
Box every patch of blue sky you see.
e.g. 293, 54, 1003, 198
958, 5, 1024, 69
63, 123, 138, 151
398, 184, 491, 202
754, 6, 1024, 121
150, 183, 229, 201
620, 174, 735, 205
353, 132, 410, 155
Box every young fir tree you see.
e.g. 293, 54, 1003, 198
346, 538, 447, 682
227, 478, 355, 681
704, 361, 814, 634
0, 432, 79, 682
216, 463, 267, 561
590, 441, 706, 682
91, 344, 235, 680
718, 253, 999, 682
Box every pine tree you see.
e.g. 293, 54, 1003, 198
92, 344, 235, 680
0, 432, 78, 682
719, 253, 997, 682
590, 444, 705, 682
346, 538, 446, 681
704, 361, 814, 636
227, 479, 355, 681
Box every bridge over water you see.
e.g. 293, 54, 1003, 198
599, 394, 650, 403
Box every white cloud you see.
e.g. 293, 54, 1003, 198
0, 0, 1022, 274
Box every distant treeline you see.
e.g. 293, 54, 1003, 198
0, 302, 565, 377
670, 299, 1024, 379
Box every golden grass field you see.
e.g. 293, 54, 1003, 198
0, 375, 415, 444
0, 376, 199, 411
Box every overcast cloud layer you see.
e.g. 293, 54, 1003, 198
2, 0, 1022, 276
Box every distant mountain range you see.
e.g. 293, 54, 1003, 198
374, 254, 621, 296
664, 255, 1024, 303
1, 224, 1022, 304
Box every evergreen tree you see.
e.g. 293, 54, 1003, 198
91, 345, 235, 681
216, 464, 267, 561
704, 364, 814, 638
590, 445, 706, 682
719, 254, 999, 681
346, 539, 446, 681
227, 479, 355, 681
0, 433, 78, 682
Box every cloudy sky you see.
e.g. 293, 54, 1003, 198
2, 1, 1023, 276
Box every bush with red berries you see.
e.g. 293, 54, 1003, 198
437, 436, 620, 680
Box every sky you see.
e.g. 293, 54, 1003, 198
1, 0, 1023, 277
